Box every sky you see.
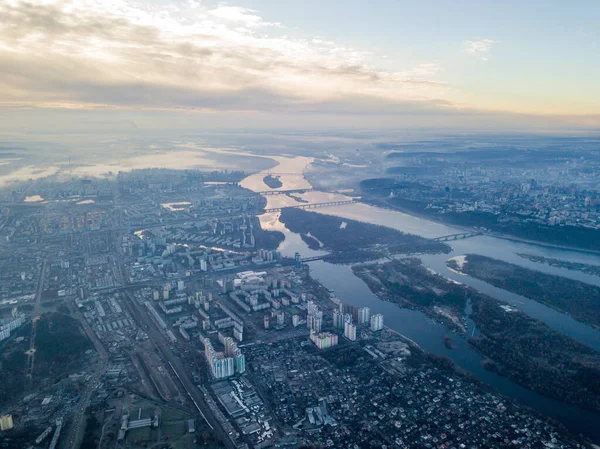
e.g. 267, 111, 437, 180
0, 0, 599, 134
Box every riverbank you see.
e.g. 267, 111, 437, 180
517, 253, 600, 276
352, 257, 600, 413
279, 207, 450, 263
241, 152, 600, 442
352, 258, 467, 334
359, 195, 600, 256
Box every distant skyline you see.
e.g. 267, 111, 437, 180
0, 0, 598, 134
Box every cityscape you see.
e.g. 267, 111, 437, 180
2, 147, 600, 448
1, 1, 600, 449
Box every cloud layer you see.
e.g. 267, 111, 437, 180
0, 0, 453, 115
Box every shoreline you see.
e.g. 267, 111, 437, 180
359, 196, 600, 256
248, 156, 600, 444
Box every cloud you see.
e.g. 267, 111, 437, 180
464, 38, 498, 61
0, 0, 453, 115
207, 6, 282, 28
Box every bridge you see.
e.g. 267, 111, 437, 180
265, 199, 357, 213
300, 255, 327, 262
258, 188, 314, 196
432, 231, 483, 242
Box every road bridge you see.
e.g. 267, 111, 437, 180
300, 255, 327, 262
432, 231, 483, 242
265, 199, 356, 213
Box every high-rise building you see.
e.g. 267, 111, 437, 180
309, 330, 339, 349
340, 304, 359, 322
212, 357, 235, 379
276, 311, 285, 327
344, 321, 357, 341
201, 336, 241, 379
222, 336, 235, 356
370, 313, 384, 332
307, 301, 323, 333
234, 352, 246, 373
332, 309, 343, 329
307, 312, 323, 333
358, 307, 371, 325
233, 323, 243, 342
222, 278, 235, 294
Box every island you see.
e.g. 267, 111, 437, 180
353, 258, 467, 333
354, 258, 600, 412
447, 254, 600, 329
263, 174, 283, 189
517, 253, 600, 277
279, 207, 450, 263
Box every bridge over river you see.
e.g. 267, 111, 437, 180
258, 188, 314, 195
296, 230, 484, 263
432, 231, 483, 242
265, 200, 356, 213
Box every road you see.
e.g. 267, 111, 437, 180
25, 258, 48, 383
122, 291, 236, 449
63, 302, 109, 449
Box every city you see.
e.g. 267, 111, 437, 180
1, 1, 600, 448
1, 161, 598, 448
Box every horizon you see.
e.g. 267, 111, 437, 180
1, 0, 599, 136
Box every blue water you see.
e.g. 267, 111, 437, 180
307, 260, 600, 443
243, 155, 600, 442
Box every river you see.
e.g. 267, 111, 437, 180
239, 154, 600, 442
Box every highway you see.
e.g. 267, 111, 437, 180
122, 291, 236, 449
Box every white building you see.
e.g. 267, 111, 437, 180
370, 314, 384, 332
307, 313, 323, 333
307, 301, 323, 333
201, 336, 236, 379
358, 307, 371, 325
344, 322, 357, 341
309, 330, 338, 350
332, 309, 343, 328
0, 311, 26, 342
